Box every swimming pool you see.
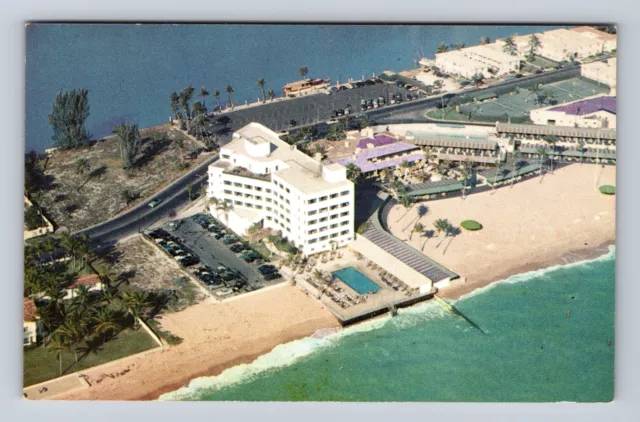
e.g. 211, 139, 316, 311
332, 267, 381, 294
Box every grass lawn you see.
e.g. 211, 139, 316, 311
23, 327, 158, 387
38, 125, 211, 232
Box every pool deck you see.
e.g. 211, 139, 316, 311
295, 249, 436, 326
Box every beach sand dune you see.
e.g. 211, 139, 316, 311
386, 164, 616, 299
55, 285, 338, 401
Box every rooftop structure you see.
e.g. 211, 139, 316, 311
530, 95, 616, 129
23, 297, 37, 322
334, 142, 423, 173
23, 297, 40, 346
282, 78, 331, 96
356, 134, 398, 149
209, 123, 355, 255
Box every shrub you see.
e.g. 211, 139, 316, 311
460, 220, 483, 231
24, 206, 46, 230
599, 185, 615, 195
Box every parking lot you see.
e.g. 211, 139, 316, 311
213, 81, 417, 137
146, 214, 284, 300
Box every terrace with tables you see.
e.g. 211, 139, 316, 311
405, 131, 500, 164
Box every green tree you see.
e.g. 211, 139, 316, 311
120, 189, 135, 207
267, 89, 276, 102
199, 87, 209, 108
480, 36, 491, 45
502, 36, 517, 55
345, 163, 362, 183
92, 307, 119, 345
527, 34, 541, 60
436, 43, 450, 54
536, 146, 548, 178
48, 89, 92, 149
174, 136, 186, 167
542, 135, 558, 174
577, 140, 586, 164
299, 65, 309, 80
48, 334, 71, 376
327, 121, 346, 141
213, 89, 221, 109
122, 291, 151, 329
257, 78, 266, 102
25, 151, 44, 194
179, 85, 195, 121
170, 92, 181, 122
225, 85, 234, 107
421, 229, 436, 251
74, 158, 91, 176
113, 122, 141, 169
455, 43, 466, 50
411, 222, 424, 240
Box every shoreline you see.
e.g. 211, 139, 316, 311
438, 238, 615, 301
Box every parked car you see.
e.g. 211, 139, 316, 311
289, 120, 297, 127
264, 272, 283, 281
534, 69, 543, 74
148, 199, 163, 208
515, 73, 523, 78
221, 236, 237, 245
179, 256, 199, 267
229, 244, 245, 253
336, 109, 344, 117
337, 85, 348, 91
168, 221, 182, 231
214, 232, 226, 240
258, 264, 277, 274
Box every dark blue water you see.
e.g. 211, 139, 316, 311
26, 24, 563, 152
333, 267, 381, 294
161, 247, 615, 402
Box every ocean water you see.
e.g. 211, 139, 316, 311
161, 246, 615, 402
26, 24, 564, 152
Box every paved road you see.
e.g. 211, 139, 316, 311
79, 66, 582, 247
77, 154, 218, 246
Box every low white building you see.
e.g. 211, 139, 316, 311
434, 44, 519, 79
581, 58, 617, 94
23, 297, 41, 346
208, 123, 355, 256
530, 96, 616, 129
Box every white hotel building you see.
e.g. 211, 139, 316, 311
207, 123, 355, 256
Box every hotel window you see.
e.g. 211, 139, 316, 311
330, 233, 338, 239
340, 230, 349, 236
340, 221, 349, 226
234, 182, 242, 187
330, 223, 338, 229
224, 181, 231, 186
341, 202, 349, 208
244, 184, 252, 190
256, 205, 263, 210
330, 205, 338, 210
308, 210, 317, 216
246, 203, 254, 208
267, 216, 272, 221
309, 219, 317, 225
266, 188, 271, 194
330, 193, 339, 199
341, 190, 349, 196
330, 214, 338, 220
266, 206, 272, 212
224, 199, 232, 203
222, 154, 231, 159
340, 211, 349, 217
309, 199, 317, 204
320, 196, 328, 201
234, 200, 242, 206
286, 188, 290, 193
255, 187, 263, 192
255, 195, 262, 201
308, 229, 317, 235
320, 235, 328, 241
309, 238, 318, 244
319, 217, 328, 223
224, 190, 232, 195
286, 199, 290, 204
274, 218, 279, 224
319, 227, 328, 232
319, 207, 328, 213
266, 198, 272, 203
286, 218, 290, 223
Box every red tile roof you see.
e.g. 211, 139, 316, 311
68, 274, 101, 289
24, 297, 37, 322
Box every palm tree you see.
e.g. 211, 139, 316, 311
510, 150, 521, 187
122, 290, 151, 329
455, 43, 466, 50
528, 34, 541, 60
55, 317, 86, 363
299, 65, 309, 80
436, 43, 450, 54
435, 220, 452, 248
267, 89, 276, 102
170, 92, 181, 122
577, 140, 586, 164
405, 203, 429, 231
199, 87, 209, 109
257, 78, 266, 102
397, 194, 414, 222
48, 334, 71, 376
536, 146, 548, 180
192, 101, 204, 117
225, 85, 234, 108
459, 165, 471, 199
345, 163, 361, 183
75, 158, 91, 176
542, 135, 558, 174
96, 263, 116, 288
214, 199, 231, 225
179, 85, 195, 121
187, 184, 194, 201
92, 308, 119, 345
213, 89, 221, 110
480, 36, 491, 45
502, 36, 517, 56
174, 137, 185, 167
410, 222, 424, 240
421, 229, 436, 251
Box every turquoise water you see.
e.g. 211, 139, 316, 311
26, 24, 564, 152
333, 267, 381, 294
161, 246, 615, 402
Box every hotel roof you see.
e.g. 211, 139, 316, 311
356, 134, 398, 149
571, 26, 617, 41
68, 274, 101, 289
549, 96, 616, 116
496, 122, 617, 140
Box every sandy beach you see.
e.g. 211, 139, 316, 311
53, 285, 339, 401
386, 164, 616, 300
